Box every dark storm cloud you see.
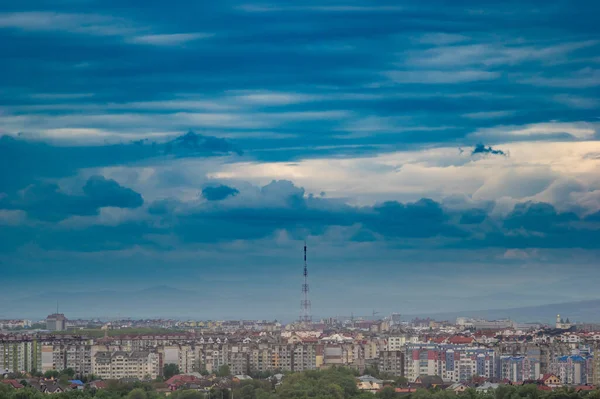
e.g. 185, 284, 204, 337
0, 132, 239, 193
160, 183, 600, 248
202, 185, 240, 201
459, 208, 488, 224
503, 201, 579, 232
471, 143, 507, 156
0, 175, 143, 221
1, 178, 599, 252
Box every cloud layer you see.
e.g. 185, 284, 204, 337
0, 0, 599, 317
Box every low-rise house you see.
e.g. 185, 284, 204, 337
539, 373, 561, 388
1, 380, 24, 389
29, 380, 67, 394
447, 382, 469, 393
357, 375, 384, 392
357, 381, 382, 392
476, 382, 500, 392
414, 375, 445, 389
88, 380, 107, 390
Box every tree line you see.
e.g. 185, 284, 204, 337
2, 367, 600, 399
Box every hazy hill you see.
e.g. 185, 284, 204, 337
406, 299, 600, 324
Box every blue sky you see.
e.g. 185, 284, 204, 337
0, 0, 599, 320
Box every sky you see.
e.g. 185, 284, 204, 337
0, 0, 599, 321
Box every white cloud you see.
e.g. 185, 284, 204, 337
29, 93, 95, 100
208, 141, 600, 212
471, 121, 598, 140
0, 12, 140, 36
553, 94, 599, 110
415, 33, 469, 45
0, 11, 211, 48
472, 168, 557, 201
227, 91, 320, 105
385, 69, 499, 84
462, 111, 516, 119
521, 68, 600, 88
404, 41, 598, 68
128, 33, 214, 46
237, 5, 405, 12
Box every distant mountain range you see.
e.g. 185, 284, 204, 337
405, 299, 600, 324
5, 286, 600, 324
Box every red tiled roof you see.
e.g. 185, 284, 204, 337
2, 380, 24, 389
166, 375, 201, 385
539, 373, 557, 381
448, 336, 474, 344
395, 388, 418, 393
91, 381, 107, 389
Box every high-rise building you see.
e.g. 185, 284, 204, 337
404, 344, 496, 382
499, 356, 541, 382
550, 355, 592, 385
0, 337, 41, 373
46, 314, 67, 332
379, 350, 404, 376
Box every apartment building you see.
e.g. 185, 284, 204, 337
378, 350, 404, 376
46, 314, 67, 332
550, 355, 592, 385
405, 344, 496, 382
0, 339, 41, 373
386, 336, 406, 351
291, 344, 318, 372
0, 320, 32, 330
249, 345, 272, 373
499, 356, 541, 382
222, 343, 250, 375
92, 351, 160, 380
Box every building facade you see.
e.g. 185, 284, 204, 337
92, 351, 160, 380
46, 314, 67, 332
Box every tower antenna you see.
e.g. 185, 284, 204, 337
300, 241, 312, 324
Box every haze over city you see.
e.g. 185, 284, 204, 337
1, 0, 599, 322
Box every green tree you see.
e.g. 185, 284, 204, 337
172, 390, 205, 399
44, 370, 60, 379
128, 388, 148, 399
378, 386, 396, 399
217, 365, 231, 377
394, 376, 408, 387
58, 374, 70, 386
163, 363, 180, 379
62, 368, 76, 378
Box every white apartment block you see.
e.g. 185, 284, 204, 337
386, 336, 406, 351
92, 351, 160, 380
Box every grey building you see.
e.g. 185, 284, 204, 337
46, 314, 67, 332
